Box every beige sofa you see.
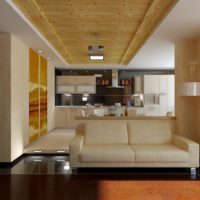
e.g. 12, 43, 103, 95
69, 120, 199, 173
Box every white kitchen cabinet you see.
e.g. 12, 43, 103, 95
144, 75, 175, 116
159, 75, 175, 114
167, 75, 175, 112
159, 75, 168, 94
56, 76, 77, 85
144, 75, 160, 94
76, 76, 96, 85
56, 75, 96, 94
134, 76, 143, 93
56, 85, 75, 94
144, 105, 160, 116
76, 85, 96, 94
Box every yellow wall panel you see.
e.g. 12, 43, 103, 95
29, 49, 39, 143
40, 56, 47, 136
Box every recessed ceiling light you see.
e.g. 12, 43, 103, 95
89, 55, 104, 60
33, 150, 42, 153
94, 74, 103, 77
56, 150, 66, 153
47, 57, 51, 60
64, 93, 71, 97
38, 50, 43, 53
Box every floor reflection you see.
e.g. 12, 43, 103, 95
0, 156, 199, 180
0, 156, 70, 174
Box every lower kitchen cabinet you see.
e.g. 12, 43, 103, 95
55, 107, 82, 128
55, 108, 66, 128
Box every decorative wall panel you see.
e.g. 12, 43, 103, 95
29, 49, 48, 143
29, 49, 39, 143
39, 56, 47, 136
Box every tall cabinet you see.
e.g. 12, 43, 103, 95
144, 75, 175, 116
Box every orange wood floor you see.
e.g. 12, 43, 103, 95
0, 174, 200, 200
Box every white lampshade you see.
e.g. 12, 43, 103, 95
179, 82, 200, 96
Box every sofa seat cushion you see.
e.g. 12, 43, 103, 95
84, 121, 128, 144
131, 144, 188, 163
80, 144, 135, 163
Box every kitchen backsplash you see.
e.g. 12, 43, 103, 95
56, 94, 126, 106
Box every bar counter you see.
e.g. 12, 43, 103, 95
75, 116, 176, 120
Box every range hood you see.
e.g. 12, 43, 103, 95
107, 69, 124, 88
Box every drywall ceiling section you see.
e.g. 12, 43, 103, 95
127, 37, 175, 69
0, 0, 67, 68
128, 0, 200, 69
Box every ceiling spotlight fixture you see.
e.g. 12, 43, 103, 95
88, 45, 104, 61
47, 57, 51, 60
38, 50, 43, 53
99, 45, 104, 51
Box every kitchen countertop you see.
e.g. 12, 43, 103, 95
55, 106, 91, 108
75, 116, 176, 120
55, 105, 144, 108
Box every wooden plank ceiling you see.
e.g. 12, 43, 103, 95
12, 0, 178, 65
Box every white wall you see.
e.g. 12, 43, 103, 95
0, 33, 29, 162
0, 33, 11, 162
11, 35, 29, 161
47, 62, 55, 131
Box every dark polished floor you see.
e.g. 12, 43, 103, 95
0, 155, 199, 179
0, 155, 70, 174
0, 156, 200, 200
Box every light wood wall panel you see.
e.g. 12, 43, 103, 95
175, 40, 200, 149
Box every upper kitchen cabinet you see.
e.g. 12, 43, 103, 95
76, 76, 96, 85
56, 75, 96, 94
56, 76, 77, 85
76, 76, 96, 93
76, 85, 96, 94
134, 76, 144, 93
144, 75, 160, 94
144, 75, 174, 94
159, 75, 169, 94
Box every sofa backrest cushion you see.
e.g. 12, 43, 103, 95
84, 121, 128, 144
128, 120, 173, 144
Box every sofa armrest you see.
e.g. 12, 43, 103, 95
172, 134, 199, 167
69, 135, 84, 167
75, 123, 85, 135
